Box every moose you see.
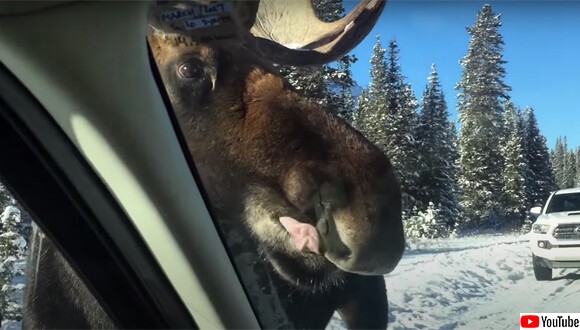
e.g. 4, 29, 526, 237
23, 0, 405, 329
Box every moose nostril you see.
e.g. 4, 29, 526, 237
316, 214, 329, 236
312, 193, 329, 235
313, 202, 351, 260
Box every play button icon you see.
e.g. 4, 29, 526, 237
521, 315, 540, 328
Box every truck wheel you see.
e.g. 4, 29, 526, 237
533, 254, 552, 281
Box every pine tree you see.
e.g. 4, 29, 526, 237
0, 204, 26, 324
416, 64, 460, 231
382, 41, 421, 215
564, 149, 577, 188
356, 38, 420, 216
280, 65, 328, 105
403, 203, 446, 239
355, 36, 389, 146
0, 183, 10, 211
384, 40, 405, 117
280, 0, 357, 122
551, 136, 568, 189
353, 89, 369, 131
523, 108, 557, 207
338, 86, 356, 123
517, 110, 534, 210
548, 137, 577, 189
576, 147, 580, 187
500, 101, 527, 222
448, 122, 464, 226
455, 4, 511, 229
521, 214, 533, 234
326, 54, 358, 122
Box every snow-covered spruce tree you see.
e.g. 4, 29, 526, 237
280, 64, 328, 104
279, 0, 357, 122
355, 36, 389, 146
0, 203, 26, 324
0, 183, 31, 244
353, 88, 369, 131
382, 40, 421, 215
356, 38, 421, 216
455, 4, 511, 229
551, 137, 578, 189
338, 84, 356, 123
0, 184, 10, 212
549, 137, 560, 187
448, 122, 465, 225
416, 64, 460, 233
564, 149, 577, 188
576, 147, 580, 187
516, 109, 535, 211
551, 136, 568, 189
523, 108, 557, 207
521, 214, 533, 234
500, 101, 527, 224
326, 52, 358, 122
403, 203, 446, 239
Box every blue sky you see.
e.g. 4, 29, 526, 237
344, 0, 580, 150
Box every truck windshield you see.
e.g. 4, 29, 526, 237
546, 192, 580, 214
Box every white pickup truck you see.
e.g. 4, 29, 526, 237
528, 187, 580, 281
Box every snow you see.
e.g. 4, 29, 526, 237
4, 233, 580, 330
283, 43, 305, 50
1, 318, 20, 330
327, 233, 580, 330
1, 206, 20, 223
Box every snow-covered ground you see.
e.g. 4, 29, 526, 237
4, 233, 579, 330
328, 233, 580, 330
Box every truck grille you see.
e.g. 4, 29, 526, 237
553, 224, 580, 240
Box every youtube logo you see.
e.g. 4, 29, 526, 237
521, 315, 540, 328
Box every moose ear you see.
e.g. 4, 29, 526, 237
146, 34, 160, 55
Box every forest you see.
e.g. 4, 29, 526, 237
279, 1, 579, 239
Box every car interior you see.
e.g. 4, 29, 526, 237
0, 1, 260, 328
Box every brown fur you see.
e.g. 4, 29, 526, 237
23, 34, 405, 329
148, 34, 405, 328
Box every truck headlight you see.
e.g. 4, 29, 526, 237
532, 224, 550, 234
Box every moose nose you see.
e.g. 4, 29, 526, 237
309, 176, 406, 275
314, 190, 405, 275
341, 225, 405, 275
322, 216, 405, 275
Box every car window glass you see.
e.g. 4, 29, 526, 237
146, 1, 580, 329
3, 2, 580, 330
547, 193, 580, 213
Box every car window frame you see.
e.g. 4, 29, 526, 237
0, 2, 261, 328
0, 60, 198, 329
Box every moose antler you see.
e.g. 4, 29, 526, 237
249, 0, 386, 66
147, 0, 386, 66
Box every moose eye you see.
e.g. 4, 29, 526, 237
177, 60, 204, 79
